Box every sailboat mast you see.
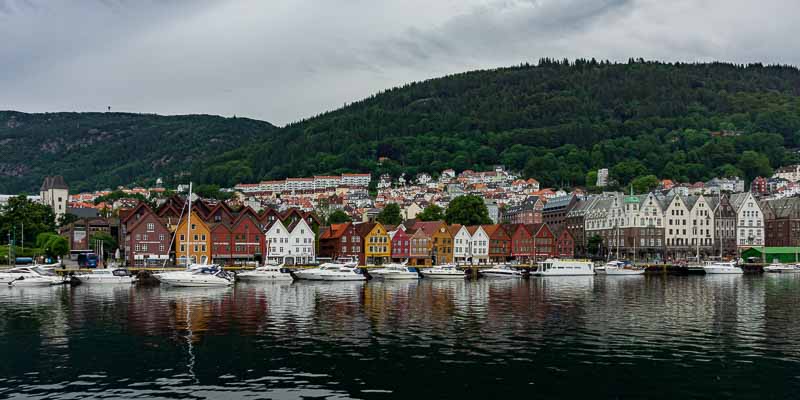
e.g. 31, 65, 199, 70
187, 182, 192, 266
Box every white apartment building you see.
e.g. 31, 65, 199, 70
467, 226, 490, 265
451, 225, 472, 264
341, 173, 371, 187
730, 192, 765, 247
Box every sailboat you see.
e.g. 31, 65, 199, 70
156, 183, 233, 287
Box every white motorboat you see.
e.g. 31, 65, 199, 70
157, 265, 233, 287
703, 261, 743, 275
598, 260, 645, 276
369, 264, 419, 280
318, 266, 367, 281
1, 266, 64, 286
72, 268, 135, 284
532, 259, 595, 276
237, 264, 293, 282
421, 265, 465, 279
480, 264, 524, 278
294, 262, 354, 281
763, 262, 800, 273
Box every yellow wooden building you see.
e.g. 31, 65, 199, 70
175, 211, 212, 265
357, 222, 391, 265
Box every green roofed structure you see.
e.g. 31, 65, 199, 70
740, 247, 800, 264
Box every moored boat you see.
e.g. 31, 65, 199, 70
237, 264, 293, 282
421, 264, 465, 279
157, 265, 233, 287
480, 264, 524, 278
318, 266, 367, 281
72, 268, 134, 284
1, 266, 64, 286
369, 263, 419, 280
763, 262, 800, 273
598, 260, 645, 276
532, 259, 595, 276
294, 262, 354, 281
702, 261, 743, 275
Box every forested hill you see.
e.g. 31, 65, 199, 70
5, 60, 800, 194
0, 112, 277, 193
199, 59, 800, 189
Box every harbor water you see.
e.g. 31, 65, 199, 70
2, 274, 800, 399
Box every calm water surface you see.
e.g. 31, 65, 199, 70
1, 275, 800, 399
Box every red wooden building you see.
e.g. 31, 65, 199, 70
390, 228, 410, 262
122, 203, 172, 267
319, 222, 361, 262
554, 227, 575, 258
482, 224, 511, 263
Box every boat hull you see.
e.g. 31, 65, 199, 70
160, 278, 232, 287
532, 271, 595, 276
74, 276, 134, 284
422, 273, 465, 279
600, 269, 645, 276
320, 274, 366, 281
377, 272, 419, 280
764, 266, 800, 273
10, 278, 58, 287
703, 267, 743, 275
237, 274, 293, 282
481, 272, 523, 278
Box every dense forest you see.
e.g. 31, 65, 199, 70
0, 112, 276, 192
199, 59, 800, 189
4, 60, 800, 193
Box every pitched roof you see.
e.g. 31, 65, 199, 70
320, 222, 352, 239
447, 224, 463, 236
40, 176, 69, 191
413, 221, 447, 236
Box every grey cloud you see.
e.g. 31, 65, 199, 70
0, 0, 797, 125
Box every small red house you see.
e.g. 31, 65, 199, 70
528, 223, 556, 260
319, 222, 361, 262
123, 202, 172, 267
482, 224, 511, 263
554, 227, 575, 258
508, 224, 535, 263
390, 228, 410, 262
229, 208, 265, 264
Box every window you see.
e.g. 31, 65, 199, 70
147, 222, 155, 232
191, 224, 196, 230
159, 244, 165, 252
159, 234, 165, 241
180, 234, 185, 241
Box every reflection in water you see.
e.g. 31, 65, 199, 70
1, 276, 800, 399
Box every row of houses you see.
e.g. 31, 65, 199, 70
121, 196, 321, 267
319, 220, 574, 266
561, 191, 765, 261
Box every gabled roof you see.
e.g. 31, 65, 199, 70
481, 224, 509, 239
413, 221, 448, 236
121, 201, 154, 224
207, 202, 235, 221
41, 175, 69, 191
447, 224, 464, 236
320, 222, 352, 239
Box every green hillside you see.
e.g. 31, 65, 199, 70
199, 59, 800, 188
0, 112, 276, 193
5, 60, 800, 193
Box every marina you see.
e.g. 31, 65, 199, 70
2, 273, 800, 399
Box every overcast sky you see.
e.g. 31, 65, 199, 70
1, 0, 798, 125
